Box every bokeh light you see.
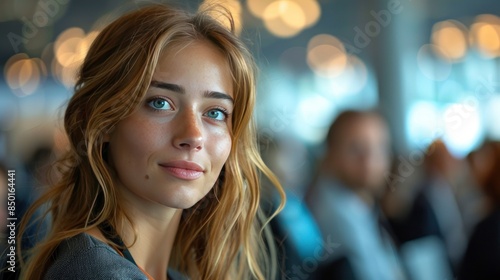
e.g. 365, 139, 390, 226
307, 34, 347, 78
4, 53, 46, 97
200, 0, 242, 34
431, 20, 468, 61
52, 27, 98, 88
249, 0, 321, 38
294, 0, 320, 27
54, 27, 85, 67
263, 1, 305, 37
442, 101, 483, 157
406, 101, 441, 148
470, 14, 500, 58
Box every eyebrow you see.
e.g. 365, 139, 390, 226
150, 80, 234, 104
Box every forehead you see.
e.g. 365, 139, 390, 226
157, 39, 227, 67
337, 116, 389, 143
153, 40, 233, 88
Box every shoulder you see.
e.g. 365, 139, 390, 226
44, 233, 147, 280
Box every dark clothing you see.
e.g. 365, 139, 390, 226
459, 208, 500, 280
45, 233, 185, 280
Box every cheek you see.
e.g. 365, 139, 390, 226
209, 132, 232, 170
109, 120, 163, 171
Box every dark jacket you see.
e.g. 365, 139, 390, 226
45, 233, 185, 280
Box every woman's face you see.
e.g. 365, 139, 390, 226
107, 41, 233, 210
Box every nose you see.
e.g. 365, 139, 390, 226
172, 110, 203, 151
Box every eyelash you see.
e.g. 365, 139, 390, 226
146, 96, 173, 112
207, 106, 231, 121
145, 96, 231, 121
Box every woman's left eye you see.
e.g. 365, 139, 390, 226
205, 109, 227, 121
147, 98, 172, 111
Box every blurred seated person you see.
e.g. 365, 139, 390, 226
459, 141, 500, 280
305, 110, 404, 280
386, 140, 470, 278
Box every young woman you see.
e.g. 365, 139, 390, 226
18, 4, 284, 280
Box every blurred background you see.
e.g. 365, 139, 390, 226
1, 0, 500, 279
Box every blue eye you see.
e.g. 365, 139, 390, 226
205, 109, 227, 121
147, 98, 172, 111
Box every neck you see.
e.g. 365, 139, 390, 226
122, 203, 182, 280
114, 185, 183, 280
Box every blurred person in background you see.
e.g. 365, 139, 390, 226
459, 140, 500, 280
385, 140, 481, 280
383, 140, 482, 280
305, 110, 404, 280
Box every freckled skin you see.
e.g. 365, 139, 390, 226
106, 41, 233, 210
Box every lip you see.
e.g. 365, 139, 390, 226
158, 161, 204, 180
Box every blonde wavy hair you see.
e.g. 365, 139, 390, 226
18, 4, 285, 280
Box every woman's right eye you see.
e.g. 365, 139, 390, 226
147, 98, 172, 111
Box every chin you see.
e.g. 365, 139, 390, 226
162, 188, 208, 209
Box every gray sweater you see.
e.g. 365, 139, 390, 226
44, 233, 185, 280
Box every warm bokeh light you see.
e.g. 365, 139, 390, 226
249, 0, 321, 38
293, 0, 320, 27
308, 34, 345, 51
32, 57, 48, 78
54, 27, 85, 51
51, 55, 78, 88
54, 27, 85, 67
307, 34, 347, 77
247, 0, 274, 18
8, 60, 33, 90
470, 15, 500, 58
200, 0, 242, 34
274, 1, 305, 29
4, 53, 28, 72
4, 53, 46, 97
263, 1, 305, 37
307, 45, 347, 77
52, 27, 99, 88
431, 20, 468, 61
56, 37, 84, 67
